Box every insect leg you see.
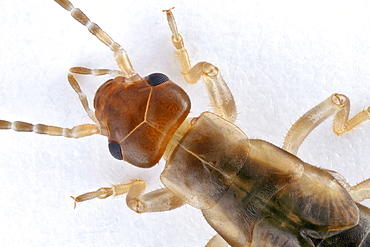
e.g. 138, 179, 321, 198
66, 73, 98, 123
205, 234, 228, 247
54, 0, 141, 81
72, 179, 185, 213
67, 67, 126, 123
163, 9, 237, 122
283, 93, 370, 154
0, 120, 100, 138
350, 178, 370, 203
67, 67, 126, 122
70, 67, 125, 77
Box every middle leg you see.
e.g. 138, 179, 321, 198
283, 93, 370, 154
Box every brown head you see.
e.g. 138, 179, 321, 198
94, 73, 191, 168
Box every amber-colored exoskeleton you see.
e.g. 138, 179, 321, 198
1, 1, 370, 246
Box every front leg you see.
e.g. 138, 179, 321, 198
163, 9, 237, 123
72, 179, 185, 213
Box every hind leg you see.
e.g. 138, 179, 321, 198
350, 178, 370, 203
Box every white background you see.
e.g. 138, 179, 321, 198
1, 0, 370, 246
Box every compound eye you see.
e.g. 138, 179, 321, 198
147, 73, 169, 86
108, 140, 123, 160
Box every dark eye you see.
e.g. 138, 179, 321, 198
108, 140, 123, 160
147, 73, 169, 86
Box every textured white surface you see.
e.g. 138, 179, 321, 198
0, 0, 369, 246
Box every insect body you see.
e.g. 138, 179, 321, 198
1, 0, 370, 246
